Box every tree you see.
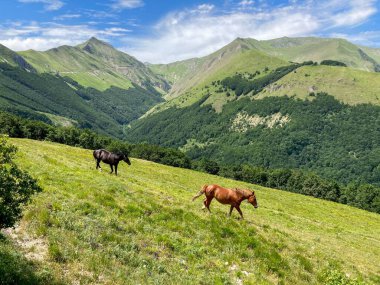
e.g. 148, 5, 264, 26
201, 159, 220, 175
0, 136, 41, 228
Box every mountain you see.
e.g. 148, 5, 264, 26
19, 37, 169, 92
127, 38, 380, 186
3, 138, 379, 284
0, 38, 172, 136
148, 37, 380, 114
0, 63, 163, 137
260, 37, 380, 72
0, 43, 35, 72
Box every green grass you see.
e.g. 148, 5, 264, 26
256, 65, 380, 105
6, 138, 380, 284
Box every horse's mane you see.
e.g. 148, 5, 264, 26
234, 188, 252, 197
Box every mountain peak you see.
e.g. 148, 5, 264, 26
81, 37, 112, 48
87, 37, 107, 45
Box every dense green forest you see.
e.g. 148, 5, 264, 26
0, 63, 163, 137
1, 111, 379, 213
126, 93, 380, 187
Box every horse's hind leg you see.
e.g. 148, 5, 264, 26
228, 205, 234, 217
204, 197, 213, 212
110, 165, 114, 174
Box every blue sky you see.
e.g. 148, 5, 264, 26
1, 0, 379, 63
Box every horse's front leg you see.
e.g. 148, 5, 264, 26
235, 205, 244, 219
110, 164, 114, 174
96, 159, 101, 170
115, 163, 118, 176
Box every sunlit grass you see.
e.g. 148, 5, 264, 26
9, 138, 380, 284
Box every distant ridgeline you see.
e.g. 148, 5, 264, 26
1, 111, 379, 214
0, 63, 163, 138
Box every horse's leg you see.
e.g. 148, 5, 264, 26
228, 205, 234, 217
205, 197, 213, 212
202, 198, 207, 210
115, 163, 118, 176
235, 205, 244, 219
110, 165, 113, 174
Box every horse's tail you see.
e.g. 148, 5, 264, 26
192, 185, 208, 201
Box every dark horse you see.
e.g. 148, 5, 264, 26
192, 184, 258, 219
93, 149, 131, 175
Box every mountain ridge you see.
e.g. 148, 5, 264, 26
18, 37, 170, 92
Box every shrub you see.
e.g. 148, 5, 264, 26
0, 136, 42, 229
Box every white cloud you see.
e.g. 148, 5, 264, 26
111, 0, 144, 10
329, 31, 380, 47
54, 14, 81, 21
238, 0, 254, 7
0, 22, 131, 51
331, 0, 377, 27
196, 4, 215, 13
18, 0, 64, 11
121, 0, 377, 63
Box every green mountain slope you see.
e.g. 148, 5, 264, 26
260, 37, 380, 72
257, 65, 380, 105
0, 44, 35, 72
0, 63, 163, 137
5, 138, 380, 284
147, 37, 380, 115
19, 37, 169, 92
151, 38, 286, 100
126, 94, 380, 186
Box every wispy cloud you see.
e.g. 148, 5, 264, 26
0, 22, 130, 51
122, 0, 377, 63
330, 31, 380, 47
53, 14, 81, 21
111, 0, 144, 10
18, 0, 64, 11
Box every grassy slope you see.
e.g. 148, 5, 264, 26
19, 38, 168, 92
19, 47, 132, 91
259, 37, 379, 72
0, 44, 35, 72
147, 47, 287, 114
146, 37, 380, 116
256, 65, 380, 105
7, 138, 380, 284
361, 46, 380, 63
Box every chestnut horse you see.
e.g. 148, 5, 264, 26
192, 184, 258, 219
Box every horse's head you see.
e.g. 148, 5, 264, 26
247, 191, 258, 208
122, 155, 131, 165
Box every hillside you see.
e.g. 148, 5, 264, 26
126, 94, 380, 186
0, 44, 36, 72
257, 65, 380, 105
147, 37, 380, 115
260, 37, 380, 72
19, 37, 169, 92
0, 63, 163, 137
1, 138, 378, 284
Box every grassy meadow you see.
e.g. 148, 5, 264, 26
2, 138, 380, 284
